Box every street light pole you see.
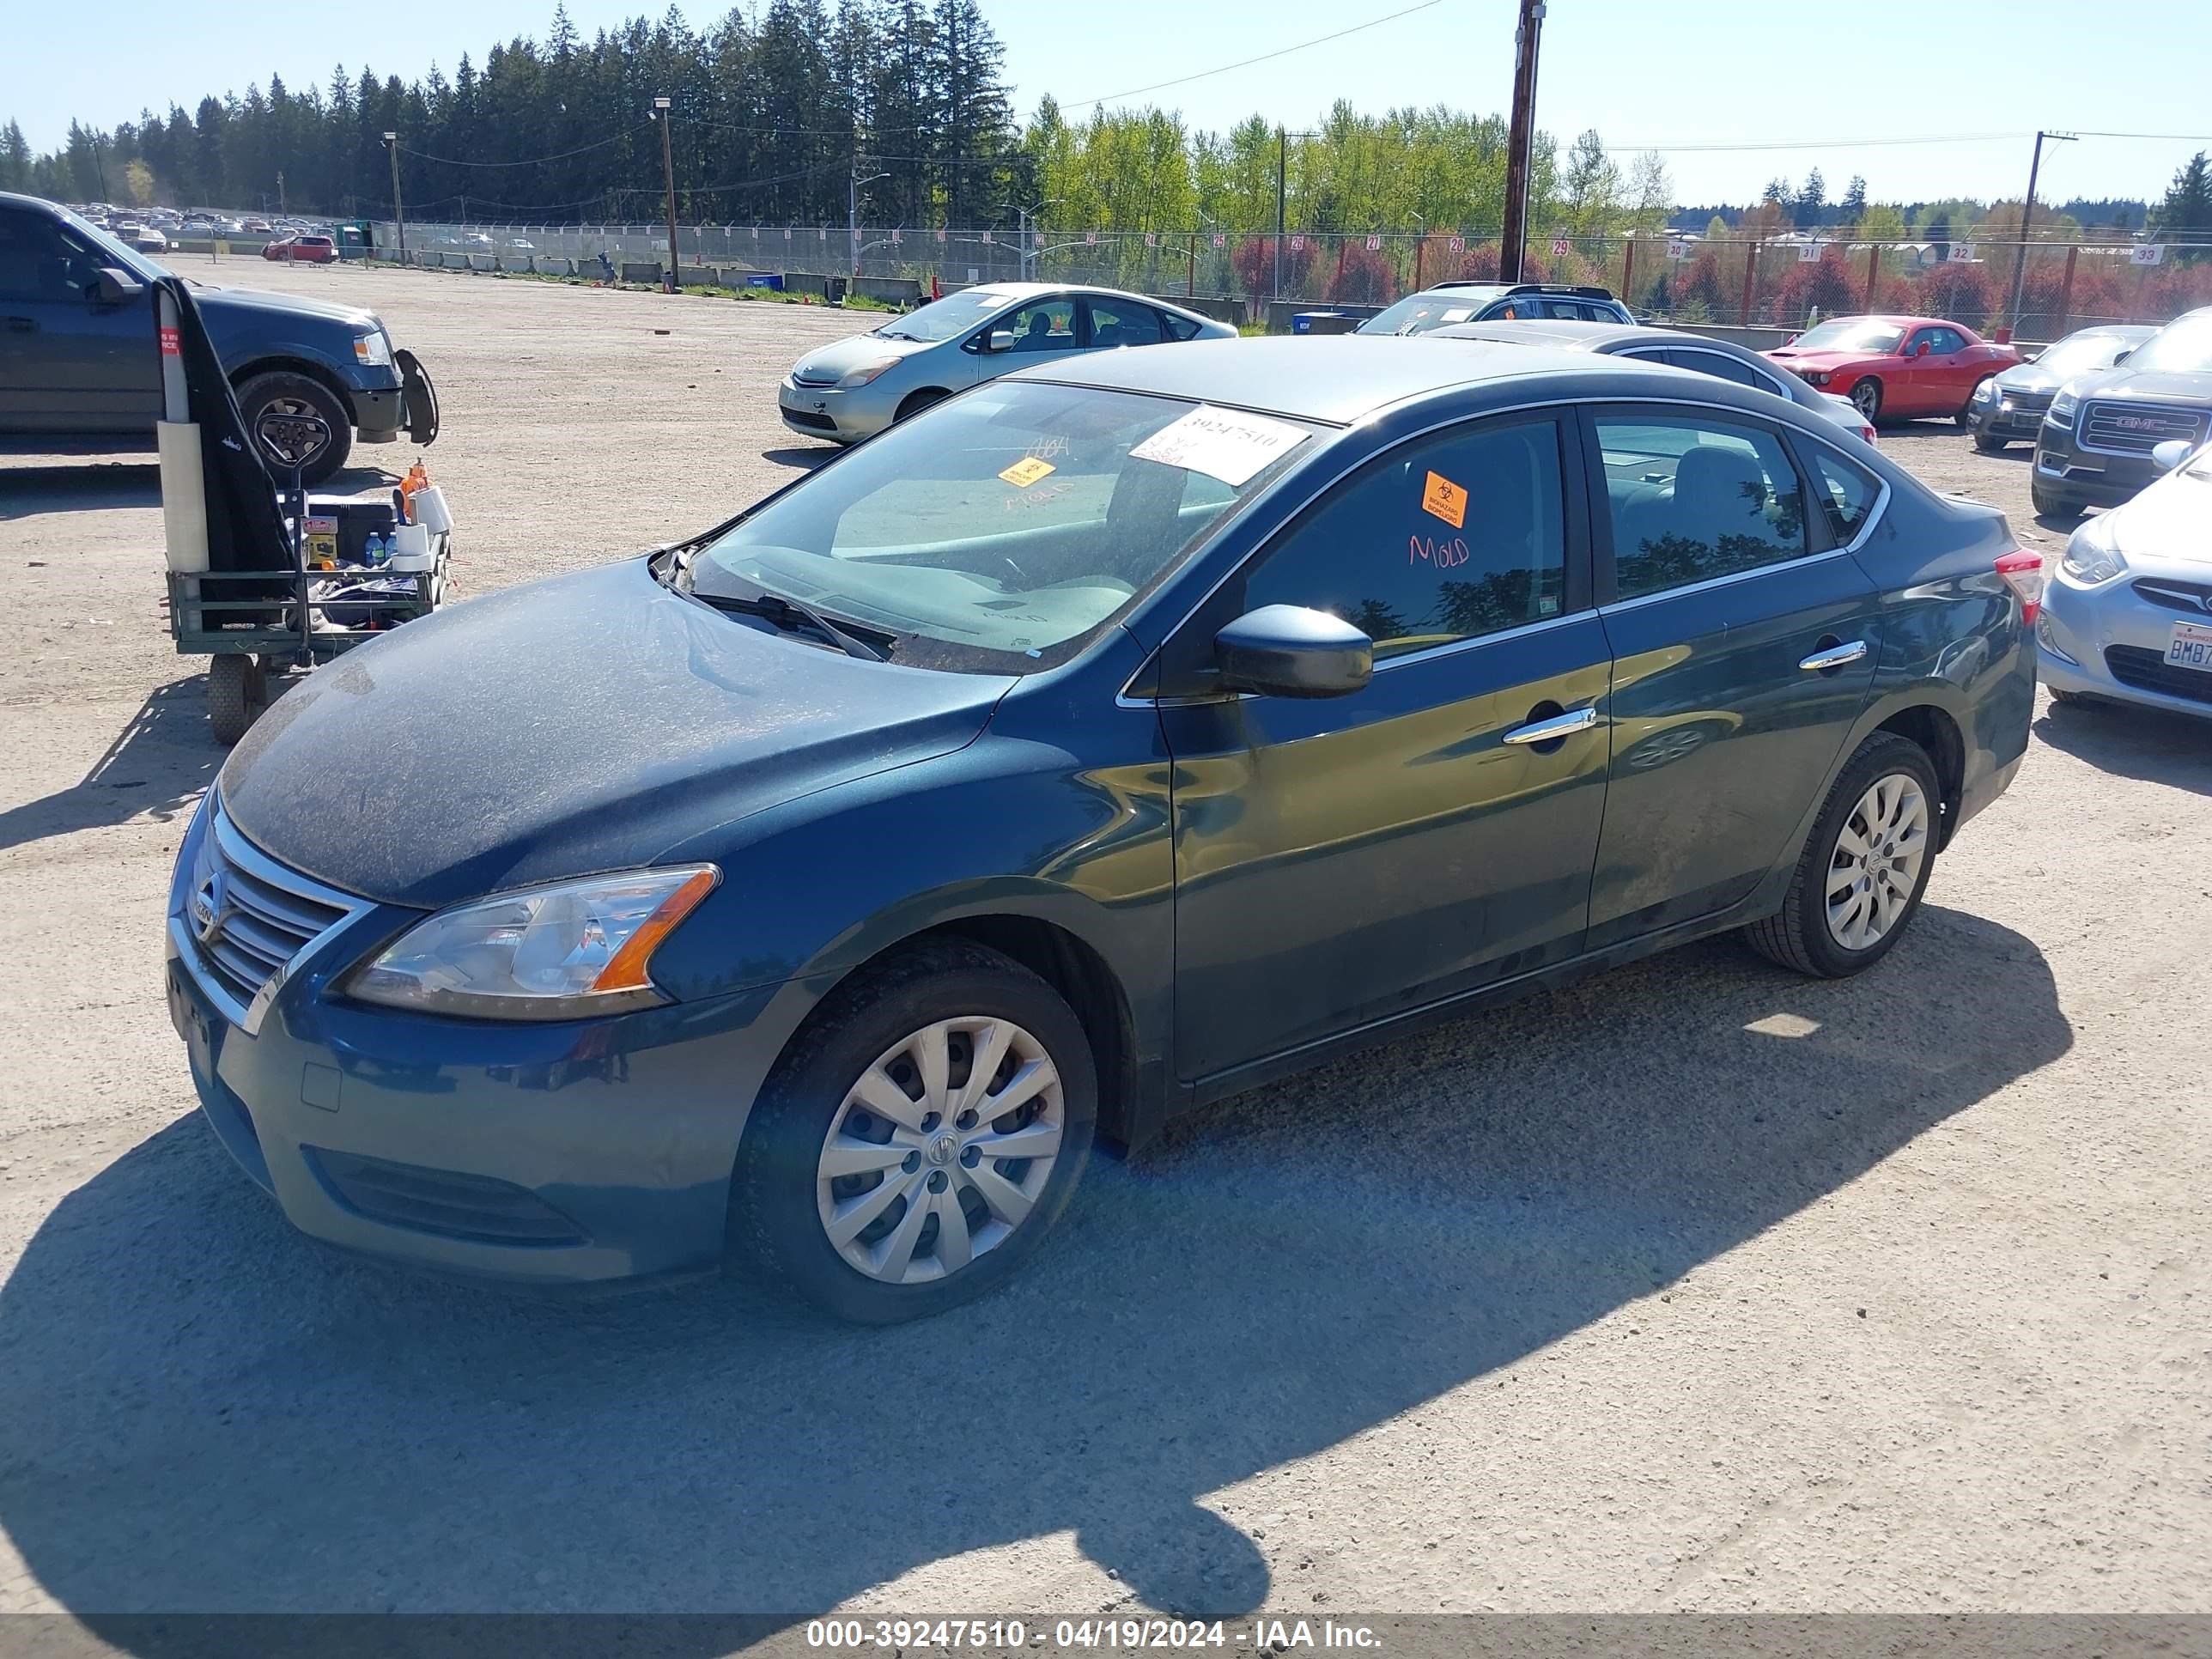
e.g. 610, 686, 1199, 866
2008, 129, 2076, 337
1275, 126, 1286, 299
383, 132, 406, 263
1498, 0, 1547, 283
850, 167, 889, 283
654, 95, 678, 293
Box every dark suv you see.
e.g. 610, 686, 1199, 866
0, 191, 435, 483
2032, 307, 2212, 519
1357, 282, 1635, 337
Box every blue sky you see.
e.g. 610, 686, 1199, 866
5, 0, 2209, 204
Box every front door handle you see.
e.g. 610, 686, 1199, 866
4, 316, 33, 333
1503, 705, 1599, 745
1800, 639, 1869, 672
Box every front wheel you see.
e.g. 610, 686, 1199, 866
1972, 432, 2008, 453
1745, 732, 1942, 978
1850, 377, 1883, 423
2031, 475, 2081, 522
234, 370, 353, 485
894, 387, 948, 423
733, 939, 1097, 1323
1958, 378, 1996, 428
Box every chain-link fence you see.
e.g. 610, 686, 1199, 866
373, 219, 2212, 339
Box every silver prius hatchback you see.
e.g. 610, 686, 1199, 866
777, 283, 1237, 444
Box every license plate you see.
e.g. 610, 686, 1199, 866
2166, 620, 2212, 672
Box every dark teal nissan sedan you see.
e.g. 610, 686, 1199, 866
167, 337, 2040, 1322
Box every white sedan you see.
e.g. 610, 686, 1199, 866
2039, 438, 2212, 720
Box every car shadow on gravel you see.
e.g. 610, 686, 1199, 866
0, 459, 403, 519
0, 906, 2068, 1638
0, 677, 216, 852
2035, 697, 2212, 793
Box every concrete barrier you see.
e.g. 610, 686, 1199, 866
676, 264, 719, 288
781, 270, 831, 301
500, 253, 534, 273
441, 252, 471, 270
619, 259, 664, 285
468, 253, 497, 272
538, 256, 575, 276
853, 275, 923, 308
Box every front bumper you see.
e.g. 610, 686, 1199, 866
2039, 576, 2212, 720
776, 377, 889, 443
165, 801, 823, 1285
1967, 395, 2051, 442
2033, 422, 2160, 508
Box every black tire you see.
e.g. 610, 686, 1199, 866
732, 939, 1097, 1323
1745, 732, 1942, 979
2030, 475, 2080, 522
1972, 432, 2008, 453
234, 370, 353, 485
1849, 377, 1883, 423
894, 387, 948, 423
2049, 688, 2089, 707
1958, 377, 1996, 428
206, 654, 264, 746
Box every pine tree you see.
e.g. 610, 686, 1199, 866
1796, 167, 1826, 227
1839, 174, 1867, 231
2154, 151, 2211, 265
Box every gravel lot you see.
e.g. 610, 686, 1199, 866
1, 258, 2207, 1632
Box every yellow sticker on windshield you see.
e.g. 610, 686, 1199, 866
999, 456, 1056, 488
1422, 471, 1468, 529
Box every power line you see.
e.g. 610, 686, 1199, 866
398, 126, 647, 167
1059, 0, 1446, 114
1614, 131, 2027, 154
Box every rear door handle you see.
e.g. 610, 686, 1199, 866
1503, 705, 1599, 745
1800, 640, 1868, 672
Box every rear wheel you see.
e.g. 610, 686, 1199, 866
1746, 732, 1942, 979
733, 939, 1097, 1323
1850, 377, 1883, 422
205, 654, 264, 746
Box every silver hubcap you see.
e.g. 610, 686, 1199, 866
816, 1017, 1064, 1285
1853, 382, 1879, 418
1826, 773, 1929, 951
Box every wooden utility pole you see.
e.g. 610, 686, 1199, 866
655, 95, 678, 292
383, 132, 406, 263
2008, 131, 2075, 336
1498, 0, 1546, 282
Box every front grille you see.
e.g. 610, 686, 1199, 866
307, 1148, 588, 1245
2004, 390, 2054, 412
184, 802, 361, 1022
2081, 401, 2205, 455
2131, 578, 2212, 617
781, 405, 836, 431
789, 368, 841, 387
2106, 645, 2212, 706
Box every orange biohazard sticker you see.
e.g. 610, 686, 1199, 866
999, 456, 1056, 488
1421, 471, 1468, 529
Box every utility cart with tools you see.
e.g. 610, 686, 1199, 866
153, 275, 454, 744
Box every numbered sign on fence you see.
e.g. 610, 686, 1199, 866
1949, 242, 1975, 263
1212, 233, 1226, 249
1551, 237, 1570, 257
1366, 235, 1382, 252
2131, 243, 2166, 266
1146, 232, 1158, 247
1798, 241, 1820, 263
890, 228, 901, 244
782, 228, 791, 240
1290, 234, 1306, 252
1667, 237, 1689, 262
935, 228, 946, 243
1085, 231, 1097, 245
1446, 235, 1464, 253
981, 229, 993, 244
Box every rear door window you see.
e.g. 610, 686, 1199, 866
1799, 442, 1883, 542
1085, 299, 1167, 349
1592, 413, 1813, 599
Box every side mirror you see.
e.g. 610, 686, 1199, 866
1214, 605, 1372, 699
90, 267, 143, 306
985, 329, 1014, 354
2151, 439, 2192, 474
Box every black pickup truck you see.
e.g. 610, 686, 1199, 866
0, 191, 435, 484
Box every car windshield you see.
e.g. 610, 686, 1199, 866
1358, 289, 1508, 336
2036, 331, 2143, 377
55, 204, 169, 283
875, 289, 1021, 343
1792, 319, 1905, 353
2126, 313, 2212, 374
695, 381, 1314, 673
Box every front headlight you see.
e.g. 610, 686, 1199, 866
2059, 515, 2128, 586
2047, 387, 2079, 427
353, 330, 393, 368
1972, 377, 1999, 402
1808, 370, 1832, 386
836, 357, 902, 388
344, 866, 719, 1020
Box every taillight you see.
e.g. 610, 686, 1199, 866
1860, 422, 1878, 445
1995, 549, 2045, 624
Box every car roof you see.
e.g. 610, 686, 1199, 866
1004, 334, 1698, 426
1429, 319, 1655, 349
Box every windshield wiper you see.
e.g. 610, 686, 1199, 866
686, 575, 890, 662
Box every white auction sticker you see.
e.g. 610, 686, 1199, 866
1130, 405, 1309, 487
1441, 307, 1474, 323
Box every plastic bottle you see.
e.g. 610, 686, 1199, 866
362, 531, 389, 567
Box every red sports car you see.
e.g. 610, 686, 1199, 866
1765, 314, 2021, 425
262, 234, 336, 264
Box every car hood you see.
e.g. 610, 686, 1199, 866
218, 560, 1014, 909
2064, 366, 2212, 404
1764, 348, 1880, 372
1995, 362, 2069, 393
191, 281, 379, 332
789, 333, 938, 383
2102, 465, 2212, 568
